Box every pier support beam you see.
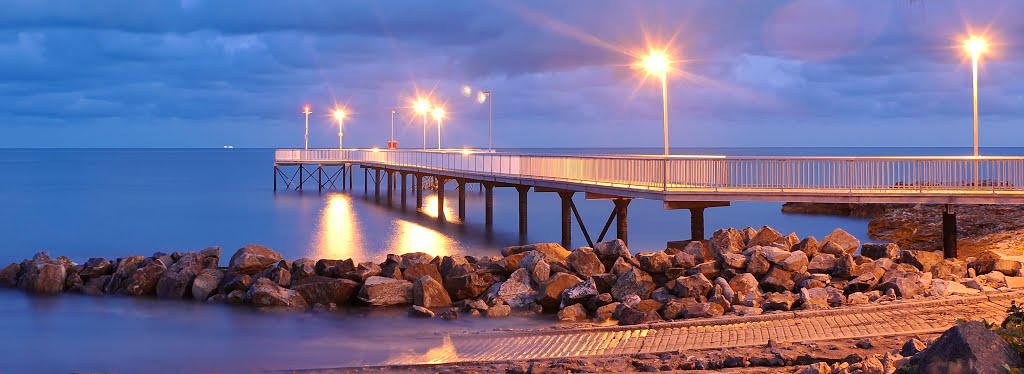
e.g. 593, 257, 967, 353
484, 183, 494, 226
374, 169, 381, 202
347, 164, 353, 190
457, 179, 467, 221
516, 186, 530, 235
689, 207, 705, 242
943, 204, 958, 259
363, 168, 368, 193
386, 170, 394, 206
298, 164, 304, 191
436, 177, 448, 220
415, 174, 423, 208
559, 191, 575, 249
400, 172, 407, 208
614, 198, 631, 245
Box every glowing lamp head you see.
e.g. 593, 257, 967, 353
476, 91, 488, 104
332, 109, 346, 122
640, 50, 670, 77
964, 37, 988, 57
303, 104, 311, 114
432, 107, 446, 121
413, 98, 431, 114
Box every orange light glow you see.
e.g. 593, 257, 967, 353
963, 36, 988, 57
333, 108, 346, 122
311, 194, 365, 260
413, 98, 431, 114
476, 91, 488, 104
432, 106, 446, 121
303, 104, 311, 114
389, 220, 455, 258
421, 194, 458, 223
640, 49, 670, 77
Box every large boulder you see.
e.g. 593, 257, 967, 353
567, 247, 605, 278
746, 248, 771, 277
932, 259, 968, 281
617, 306, 662, 325
156, 252, 203, 299
610, 268, 656, 302
679, 241, 711, 263
532, 273, 579, 310
358, 276, 413, 306
502, 243, 571, 266
761, 267, 796, 293
709, 228, 745, 260
728, 273, 760, 298
762, 292, 797, 311
439, 255, 469, 278
560, 277, 599, 307
402, 262, 443, 285
496, 268, 537, 309
780, 251, 809, 273
901, 250, 943, 273
861, 243, 900, 260
747, 226, 782, 247
413, 275, 452, 308
636, 252, 671, 275
293, 276, 359, 305
792, 236, 820, 257
228, 245, 283, 275
19, 262, 66, 294
929, 279, 981, 297
121, 262, 166, 296
832, 254, 858, 280
807, 253, 837, 274
671, 273, 713, 299
105, 255, 145, 294
821, 228, 860, 254
444, 271, 495, 301
191, 268, 225, 301
247, 278, 308, 309
0, 263, 18, 288
219, 273, 253, 294
315, 258, 356, 278
290, 258, 317, 281
519, 251, 551, 285
973, 250, 1023, 276
910, 321, 1021, 374
683, 302, 725, 319
79, 258, 113, 280
798, 288, 830, 310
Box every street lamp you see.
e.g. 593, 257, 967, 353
478, 91, 492, 151
414, 98, 431, 150
303, 104, 311, 150
432, 106, 446, 150
637, 49, 672, 156
963, 36, 988, 157
333, 108, 346, 150
388, 109, 398, 149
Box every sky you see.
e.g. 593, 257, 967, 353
0, 0, 1021, 148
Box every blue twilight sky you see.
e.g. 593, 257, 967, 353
0, 0, 1021, 148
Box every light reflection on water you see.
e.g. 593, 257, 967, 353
311, 194, 366, 260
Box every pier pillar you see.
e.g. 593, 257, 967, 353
374, 168, 381, 202
436, 177, 448, 220
363, 168, 368, 193
340, 165, 346, 191
415, 174, 423, 208
400, 172, 407, 208
484, 183, 494, 226
317, 166, 323, 192
943, 204, 958, 259
690, 207, 705, 241
614, 198, 631, 246
457, 179, 467, 221
273, 166, 277, 191
386, 170, 394, 206
348, 164, 353, 190
516, 186, 530, 235
559, 191, 575, 249
298, 164, 304, 190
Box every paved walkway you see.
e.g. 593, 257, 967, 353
382, 291, 1024, 366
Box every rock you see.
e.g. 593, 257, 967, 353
821, 228, 860, 254
661, 298, 698, 319
973, 250, 1023, 276
710, 228, 745, 260
486, 304, 511, 318
879, 271, 932, 298
807, 253, 837, 274
560, 277, 599, 308
683, 302, 725, 319
357, 276, 413, 306
762, 292, 797, 311
402, 262, 443, 285
121, 262, 166, 296
104, 255, 144, 294
610, 268, 656, 302
408, 305, 435, 318
798, 287, 830, 310
439, 255, 469, 278
621, 294, 641, 308
780, 251, 809, 272
733, 305, 763, 316
247, 278, 308, 308
191, 268, 224, 301
228, 244, 283, 275
444, 271, 495, 301
721, 253, 747, 269
845, 272, 880, 294
680, 241, 710, 263
518, 251, 551, 285
567, 247, 605, 278
290, 258, 316, 280
199, 246, 221, 268
856, 338, 874, 348
79, 258, 113, 280
503, 243, 571, 266
929, 279, 980, 297
618, 306, 662, 325
832, 254, 858, 280
440, 309, 458, 320
1007, 276, 1024, 289
496, 268, 537, 309
591, 273, 617, 294
636, 252, 671, 274
536, 273, 582, 310
818, 241, 847, 257
610, 257, 633, 275
861, 243, 900, 260
748, 226, 783, 247
932, 258, 968, 281
1, 263, 20, 288
226, 289, 247, 305
584, 293, 614, 311
19, 262, 66, 294
686, 261, 720, 280
910, 321, 1022, 374
413, 275, 452, 308
792, 236, 820, 257
219, 273, 252, 294
672, 273, 713, 299
728, 273, 760, 298
156, 252, 204, 299
762, 246, 792, 265
341, 262, 380, 282
824, 286, 846, 306
713, 277, 735, 303
761, 267, 796, 293
315, 258, 356, 278
847, 292, 870, 305
595, 302, 620, 322
901, 338, 927, 357
746, 248, 771, 277
901, 250, 943, 273
557, 303, 589, 321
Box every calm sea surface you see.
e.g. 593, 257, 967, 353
1, 147, 1020, 373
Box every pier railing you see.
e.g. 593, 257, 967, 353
275, 149, 1024, 194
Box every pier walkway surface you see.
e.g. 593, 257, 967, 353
373, 291, 1022, 367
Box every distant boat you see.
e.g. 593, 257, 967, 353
223, 145, 234, 149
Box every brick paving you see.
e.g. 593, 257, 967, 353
382, 291, 1024, 365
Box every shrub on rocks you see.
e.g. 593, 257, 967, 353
229, 244, 283, 275
566, 247, 604, 278
358, 276, 413, 306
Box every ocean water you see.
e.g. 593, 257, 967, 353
1, 147, 1020, 372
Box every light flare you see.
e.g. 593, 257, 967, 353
963, 36, 988, 57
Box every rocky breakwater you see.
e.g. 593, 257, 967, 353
5, 230, 1024, 326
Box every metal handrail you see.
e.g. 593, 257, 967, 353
274, 149, 1024, 194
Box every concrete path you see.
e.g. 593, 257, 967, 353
380, 291, 1024, 366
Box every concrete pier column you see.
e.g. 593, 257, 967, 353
298, 164, 304, 190
348, 164, 353, 190
457, 179, 467, 221
317, 166, 323, 192
386, 170, 394, 206
690, 207, 705, 241
516, 186, 530, 235
363, 168, 368, 193
943, 204, 958, 259
400, 172, 407, 208
559, 191, 575, 249
436, 177, 447, 220
415, 174, 423, 208
615, 198, 631, 245
374, 169, 382, 202
484, 183, 494, 226
273, 166, 277, 191
340, 165, 346, 191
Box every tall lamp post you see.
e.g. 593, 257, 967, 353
303, 104, 311, 150
638, 50, 672, 156
433, 106, 446, 150
414, 98, 431, 150
964, 36, 988, 157
388, 109, 398, 149
481, 91, 492, 151
333, 108, 346, 150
